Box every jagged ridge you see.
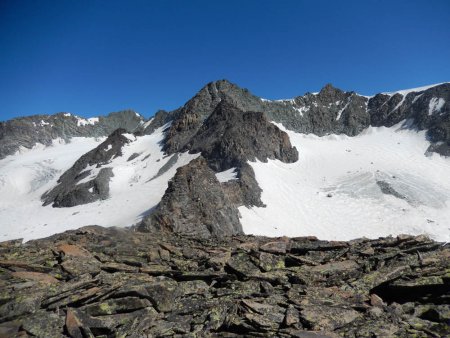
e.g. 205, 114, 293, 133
157, 80, 450, 156
0, 110, 143, 160
41, 129, 132, 207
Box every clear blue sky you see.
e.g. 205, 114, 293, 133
1, 0, 449, 120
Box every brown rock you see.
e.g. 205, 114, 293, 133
310, 260, 359, 274
0, 260, 52, 273
57, 244, 91, 257
370, 293, 384, 307
0, 321, 20, 338
284, 305, 300, 327
101, 262, 139, 273
11, 271, 59, 284
65, 308, 83, 338
260, 240, 289, 254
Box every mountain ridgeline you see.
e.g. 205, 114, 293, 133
158, 80, 450, 156
1, 80, 449, 238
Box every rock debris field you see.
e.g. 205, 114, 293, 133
0, 226, 449, 337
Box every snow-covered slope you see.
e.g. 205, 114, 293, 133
381, 82, 449, 96
239, 122, 450, 241
0, 125, 198, 242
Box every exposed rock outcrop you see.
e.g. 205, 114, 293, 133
41, 129, 132, 207
141, 109, 178, 135
222, 162, 265, 207
185, 100, 299, 171
138, 156, 242, 238
0, 228, 448, 337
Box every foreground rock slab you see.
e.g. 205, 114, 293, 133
0, 226, 448, 337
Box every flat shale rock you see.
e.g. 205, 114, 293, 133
0, 229, 448, 337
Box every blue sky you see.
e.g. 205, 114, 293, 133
1, 0, 449, 120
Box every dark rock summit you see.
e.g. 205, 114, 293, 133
185, 100, 299, 171
0, 228, 448, 337
139, 156, 242, 238
41, 129, 132, 207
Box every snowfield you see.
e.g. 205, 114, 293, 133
0, 121, 449, 242
240, 122, 450, 241
0, 125, 198, 242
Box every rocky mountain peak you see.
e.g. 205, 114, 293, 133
318, 83, 346, 101
185, 100, 299, 171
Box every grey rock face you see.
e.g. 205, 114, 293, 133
41, 129, 131, 207
376, 181, 407, 200
185, 100, 299, 171
141, 109, 178, 135
139, 156, 242, 238
0, 110, 143, 159
222, 162, 265, 208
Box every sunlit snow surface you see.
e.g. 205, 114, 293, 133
240, 123, 450, 241
1, 121, 450, 242
0, 125, 198, 242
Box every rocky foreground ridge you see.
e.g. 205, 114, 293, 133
0, 227, 448, 337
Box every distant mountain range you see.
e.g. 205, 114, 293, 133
2, 80, 449, 160
0, 80, 449, 243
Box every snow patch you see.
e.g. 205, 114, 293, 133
122, 133, 136, 141
412, 93, 423, 104
428, 97, 445, 115
142, 118, 154, 129
216, 168, 238, 182
392, 94, 406, 112
293, 106, 309, 117
336, 101, 350, 120
77, 117, 99, 127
